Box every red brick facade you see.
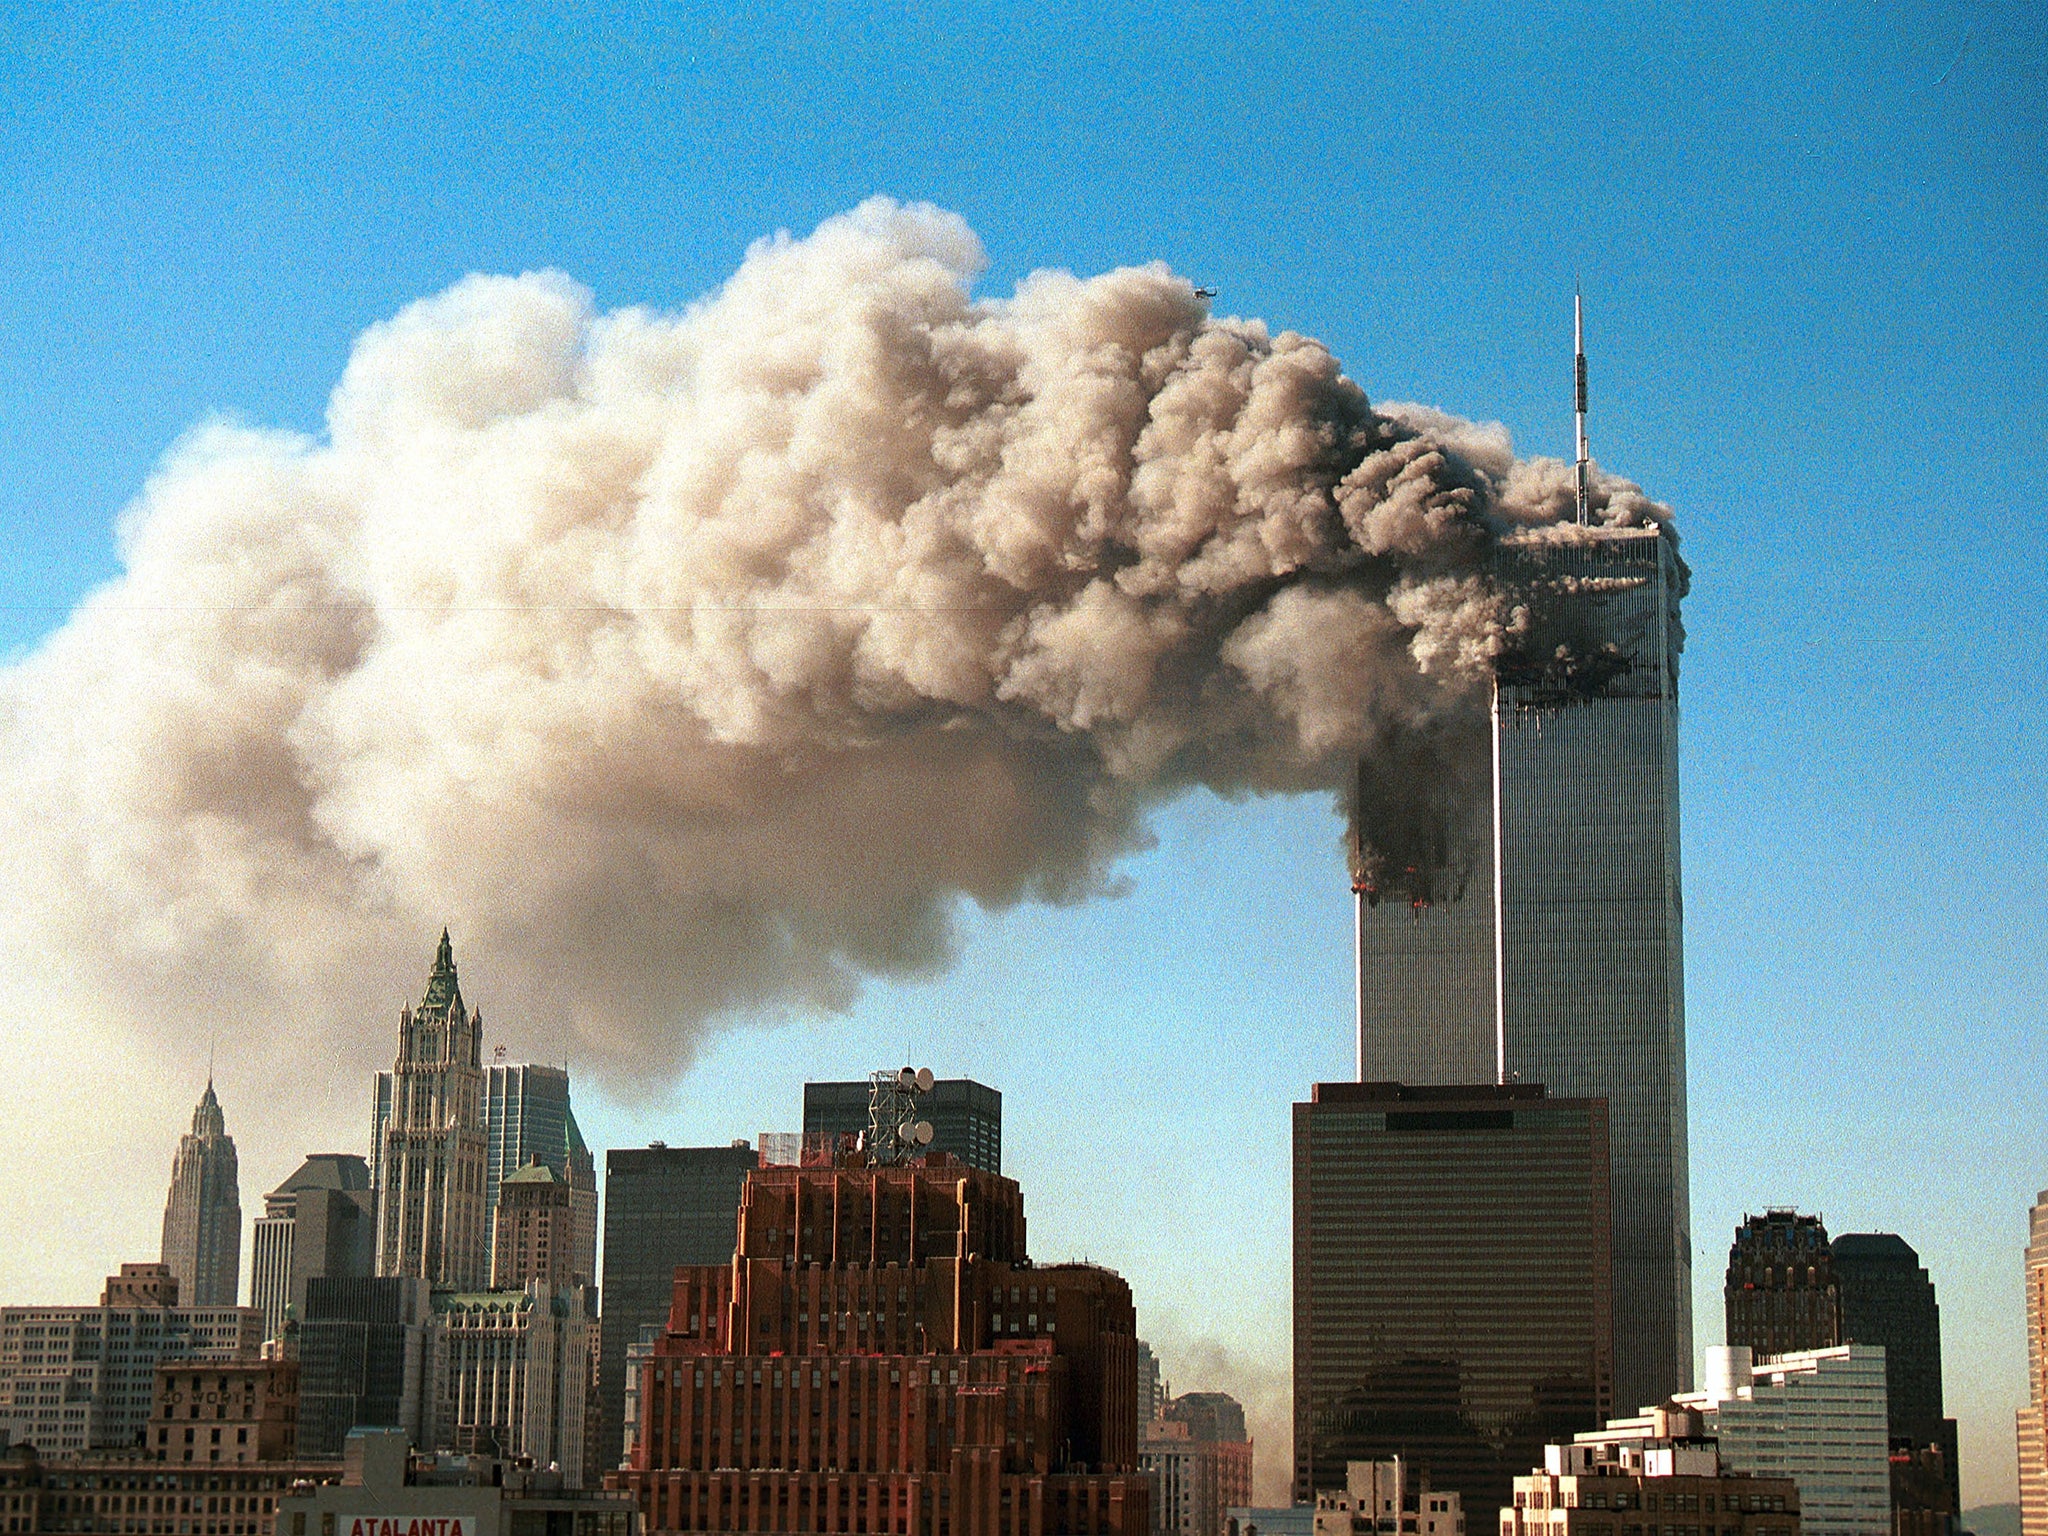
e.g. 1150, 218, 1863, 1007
610, 1159, 1147, 1536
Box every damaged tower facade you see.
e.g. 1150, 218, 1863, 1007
1352, 309, 1690, 1415
1356, 521, 1689, 1414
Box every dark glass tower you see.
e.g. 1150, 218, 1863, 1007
160, 1080, 243, 1307
1833, 1232, 1960, 1532
1724, 1210, 1840, 1358
1355, 524, 1689, 1412
802, 1076, 1003, 1173
1292, 1081, 1613, 1513
596, 1142, 758, 1472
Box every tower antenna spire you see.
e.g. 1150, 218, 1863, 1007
1574, 284, 1590, 526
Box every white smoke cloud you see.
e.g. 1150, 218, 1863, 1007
0, 198, 1674, 1109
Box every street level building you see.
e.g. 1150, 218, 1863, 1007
160, 1083, 243, 1310
1225, 1510, 1313, 1536
276, 1429, 637, 1536
803, 1078, 1003, 1174
296, 1279, 432, 1459
2017, 1190, 2048, 1536
0, 1275, 262, 1455
1353, 520, 1690, 1415
594, 1144, 756, 1472
250, 1157, 375, 1343
146, 1360, 298, 1465
609, 1148, 1150, 1535
1292, 1082, 1613, 1513
430, 1285, 594, 1487
373, 934, 489, 1290
1726, 1214, 1840, 1359
1502, 1407, 1800, 1536
1142, 1394, 1251, 1536
0, 1442, 342, 1536
1318, 1459, 1460, 1536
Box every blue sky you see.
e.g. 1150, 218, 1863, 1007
2, 0, 2043, 1507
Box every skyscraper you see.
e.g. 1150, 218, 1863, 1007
372, 931, 489, 1289
596, 1141, 758, 1471
1833, 1232, 1959, 1534
1725, 1210, 1840, 1358
1354, 519, 1688, 1413
2018, 1190, 2048, 1536
160, 1080, 243, 1308
250, 1153, 376, 1341
1292, 1081, 1613, 1511
803, 1075, 1004, 1173
295, 1275, 433, 1457
481, 1062, 601, 1283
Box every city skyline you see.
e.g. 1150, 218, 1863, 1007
0, 2, 2042, 1518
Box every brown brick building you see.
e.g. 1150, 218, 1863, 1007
610, 1154, 1148, 1536
147, 1361, 298, 1465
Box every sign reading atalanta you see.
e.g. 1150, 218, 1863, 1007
345, 1519, 471, 1536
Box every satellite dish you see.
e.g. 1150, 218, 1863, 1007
912, 1121, 935, 1146
915, 1067, 935, 1093
896, 1067, 917, 1091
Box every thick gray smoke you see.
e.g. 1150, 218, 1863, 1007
0, 199, 1675, 1085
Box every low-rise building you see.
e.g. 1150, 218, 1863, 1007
146, 1361, 298, 1466
275, 1430, 635, 1536
0, 1273, 263, 1455
1318, 1459, 1461, 1536
1502, 1410, 1800, 1536
1226, 1510, 1313, 1536
0, 1440, 340, 1536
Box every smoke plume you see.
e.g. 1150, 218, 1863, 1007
0, 198, 1676, 1087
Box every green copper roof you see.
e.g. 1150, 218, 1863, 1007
418, 928, 463, 1014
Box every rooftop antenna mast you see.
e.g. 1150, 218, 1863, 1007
1574, 286, 1590, 526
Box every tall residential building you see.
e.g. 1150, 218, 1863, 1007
596, 1142, 758, 1471
492, 1159, 588, 1290
250, 1154, 375, 1341
610, 1151, 1150, 1536
1832, 1234, 1959, 1535
803, 1075, 1003, 1173
1666, 1346, 1891, 1536
1726, 1212, 1841, 1358
1292, 1081, 1614, 1512
432, 1283, 595, 1485
1354, 521, 1689, 1413
1143, 1393, 1252, 1536
0, 1271, 263, 1454
160, 1080, 243, 1308
372, 931, 489, 1289
1507, 1406, 1800, 1536
2018, 1190, 2048, 1536
295, 1276, 432, 1458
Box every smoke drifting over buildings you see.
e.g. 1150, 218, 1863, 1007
0, 198, 1677, 1086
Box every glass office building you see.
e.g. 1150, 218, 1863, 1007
1355, 523, 1688, 1414
1291, 1081, 1613, 1512
802, 1076, 1003, 1174
595, 1142, 758, 1472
